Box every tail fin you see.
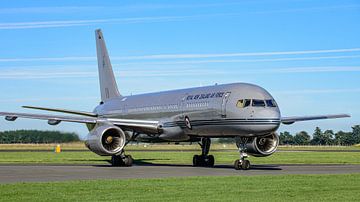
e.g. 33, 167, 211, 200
95, 29, 121, 102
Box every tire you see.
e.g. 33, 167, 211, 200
241, 160, 250, 170
193, 155, 200, 166
234, 159, 241, 170
206, 155, 215, 167
124, 155, 133, 167
111, 155, 123, 167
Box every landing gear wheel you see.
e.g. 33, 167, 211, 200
124, 155, 133, 167
193, 138, 215, 167
234, 137, 251, 170
241, 160, 250, 170
205, 155, 215, 167
234, 159, 241, 170
111, 155, 123, 167
111, 154, 133, 167
193, 155, 201, 167
233, 159, 251, 170
193, 155, 215, 167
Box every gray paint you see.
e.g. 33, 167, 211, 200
95, 82, 281, 141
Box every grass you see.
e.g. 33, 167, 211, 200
0, 174, 360, 201
0, 150, 360, 165
1, 142, 359, 151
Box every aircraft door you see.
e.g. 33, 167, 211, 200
221, 92, 231, 118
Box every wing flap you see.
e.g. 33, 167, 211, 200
281, 114, 350, 125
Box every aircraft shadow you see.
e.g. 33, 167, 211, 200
93, 159, 282, 170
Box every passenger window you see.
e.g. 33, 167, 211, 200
265, 100, 277, 107
252, 99, 265, 107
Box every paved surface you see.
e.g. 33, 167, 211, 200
1, 149, 360, 152
1, 164, 360, 183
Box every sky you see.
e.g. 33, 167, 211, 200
0, 0, 359, 139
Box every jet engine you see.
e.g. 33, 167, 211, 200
85, 124, 126, 156
246, 133, 279, 157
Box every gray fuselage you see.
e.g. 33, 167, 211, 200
94, 83, 281, 141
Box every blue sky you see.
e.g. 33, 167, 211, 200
0, 0, 359, 138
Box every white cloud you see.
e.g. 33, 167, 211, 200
0, 15, 200, 30
120, 55, 360, 66
1, 48, 360, 62
0, 66, 359, 79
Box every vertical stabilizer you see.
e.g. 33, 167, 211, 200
95, 29, 121, 102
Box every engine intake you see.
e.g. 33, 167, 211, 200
246, 133, 279, 157
85, 124, 126, 156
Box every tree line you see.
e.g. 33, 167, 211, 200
279, 125, 360, 146
0, 130, 80, 144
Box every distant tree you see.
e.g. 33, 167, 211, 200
294, 131, 311, 145
323, 130, 335, 145
0, 130, 80, 144
311, 127, 322, 145
279, 131, 294, 145
352, 125, 360, 144
334, 131, 353, 145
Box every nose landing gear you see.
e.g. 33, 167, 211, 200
193, 137, 215, 167
234, 137, 251, 170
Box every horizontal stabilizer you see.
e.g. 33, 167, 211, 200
281, 114, 350, 125
22, 106, 97, 117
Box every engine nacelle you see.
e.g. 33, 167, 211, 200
246, 133, 279, 157
85, 124, 126, 156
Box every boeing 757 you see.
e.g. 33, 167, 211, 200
0, 29, 350, 170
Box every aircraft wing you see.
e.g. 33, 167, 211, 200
0, 112, 161, 134
22, 105, 97, 117
281, 114, 350, 125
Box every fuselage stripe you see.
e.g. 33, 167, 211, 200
162, 119, 280, 128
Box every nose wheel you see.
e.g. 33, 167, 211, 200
234, 137, 251, 170
193, 138, 215, 167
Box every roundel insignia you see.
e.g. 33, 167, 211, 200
184, 116, 192, 130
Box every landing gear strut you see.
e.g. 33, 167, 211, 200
193, 138, 215, 167
234, 137, 251, 170
111, 150, 133, 167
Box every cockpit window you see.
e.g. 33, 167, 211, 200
265, 99, 277, 107
236, 99, 251, 108
252, 99, 265, 107
236, 100, 244, 108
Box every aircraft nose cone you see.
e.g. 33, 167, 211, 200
252, 109, 281, 133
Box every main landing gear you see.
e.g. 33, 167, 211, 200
193, 137, 215, 167
234, 137, 251, 170
111, 150, 133, 167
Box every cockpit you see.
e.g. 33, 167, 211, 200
236, 99, 277, 108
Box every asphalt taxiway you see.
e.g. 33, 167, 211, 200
1, 164, 360, 183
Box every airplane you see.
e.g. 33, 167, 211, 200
0, 29, 350, 170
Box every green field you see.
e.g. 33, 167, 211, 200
1, 144, 360, 201
1, 142, 359, 151
1, 174, 360, 201
0, 150, 360, 165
